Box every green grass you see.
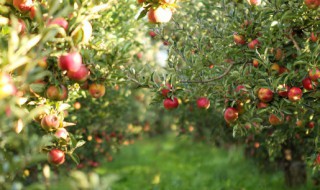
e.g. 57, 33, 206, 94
93, 135, 316, 190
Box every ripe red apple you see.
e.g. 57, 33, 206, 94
197, 97, 210, 109
288, 87, 302, 102
257, 88, 273, 103
269, 113, 284, 126
163, 97, 179, 110
47, 17, 68, 31
233, 33, 246, 45
46, 85, 68, 101
277, 84, 290, 98
315, 153, 320, 165
302, 77, 317, 90
55, 128, 68, 139
308, 121, 315, 129
304, 0, 320, 9
248, 39, 259, 49
89, 83, 105, 98
309, 68, 320, 81
148, 7, 173, 23
224, 107, 239, 123
310, 32, 318, 42
160, 83, 172, 97
48, 149, 65, 165
149, 31, 156, 38
13, 0, 33, 12
58, 52, 82, 72
252, 59, 259, 68
41, 115, 60, 131
257, 101, 268, 109
29, 6, 36, 19
163, 41, 170, 46
67, 64, 89, 82
247, 0, 261, 6
236, 85, 246, 93
279, 66, 289, 74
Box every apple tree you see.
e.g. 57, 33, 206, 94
0, 0, 162, 188
136, 0, 320, 187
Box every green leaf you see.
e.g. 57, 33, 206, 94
69, 153, 80, 165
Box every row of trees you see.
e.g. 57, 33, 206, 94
135, 0, 320, 187
1, 0, 320, 188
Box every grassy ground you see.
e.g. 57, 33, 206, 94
93, 135, 316, 190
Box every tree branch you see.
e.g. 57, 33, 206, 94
288, 32, 301, 53
179, 63, 235, 84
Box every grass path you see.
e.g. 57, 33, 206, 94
95, 135, 316, 190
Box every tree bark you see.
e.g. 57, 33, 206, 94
282, 143, 307, 187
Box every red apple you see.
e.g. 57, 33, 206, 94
29, 6, 36, 19
149, 31, 156, 38
89, 83, 105, 98
13, 0, 33, 12
309, 68, 320, 81
46, 85, 68, 101
257, 101, 268, 109
315, 153, 320, 165
304, 0, 320, 9
47, 17, 68, 31
302, 77, 317, 90
310, 32, 318, 42
288, 87, 302, 102
41, 115, 60, 131
257, 88, 273, 103
148, 7, 173, 23
197, 97, 210, 109
48, 149, 65, 165
160, 83, 172, 97
224, 107, 239, 123
308, 121, 315, 129
58, 52, 82, 72
163, 97, 179, 110
55, 128, 68, 139
279, 67, 289, 74
137, 0, 145, 4
233, 33, 246, 45
269, 113, 284, 126
253, 59, 259, 68
67, 64, 90, 82
163, 41, 170, 46
277, 84, 290, 97
247, 0, 261, 6
248, 39, 259, 49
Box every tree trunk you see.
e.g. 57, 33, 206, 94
284, 160, 307, 187
282, 144, 307, 187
